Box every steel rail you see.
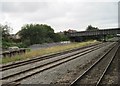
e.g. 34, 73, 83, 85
69, 42, 117, 86
1, 43, 102, 71
1, 45, 100, 80
2, 43, 107, 83
96, 43, 120, 86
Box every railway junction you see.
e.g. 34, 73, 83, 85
0, 28, 120, 86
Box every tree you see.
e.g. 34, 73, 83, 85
19, 24, 57, 45
86, 25, 99, 31
0, 24, 10, 39
19, 24, 70, 46
85, 25, 101, 41
0, 24, 13, 48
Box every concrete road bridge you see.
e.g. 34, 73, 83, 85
66, 28, 120, 42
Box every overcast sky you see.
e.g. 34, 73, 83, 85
0, 0, 119, 34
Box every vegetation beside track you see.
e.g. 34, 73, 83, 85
1, 40, 98, 64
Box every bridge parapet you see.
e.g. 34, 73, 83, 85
67, 28, 120, 37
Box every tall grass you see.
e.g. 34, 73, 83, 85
1, 40, 98, 64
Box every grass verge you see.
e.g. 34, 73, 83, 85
1, 40, 99, 64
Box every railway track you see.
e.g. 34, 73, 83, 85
69, 42, 119, 86
1, 42, 113, 84
1, 42, 102, 71
99, 44, 119, 85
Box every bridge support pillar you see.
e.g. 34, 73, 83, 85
103, 35, 107, 42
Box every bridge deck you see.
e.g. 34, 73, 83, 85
67, 28, 120, 37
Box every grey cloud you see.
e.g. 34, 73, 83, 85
0, 1, 118, 33
2, 2, 48, 13
118, 1, 120, 28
